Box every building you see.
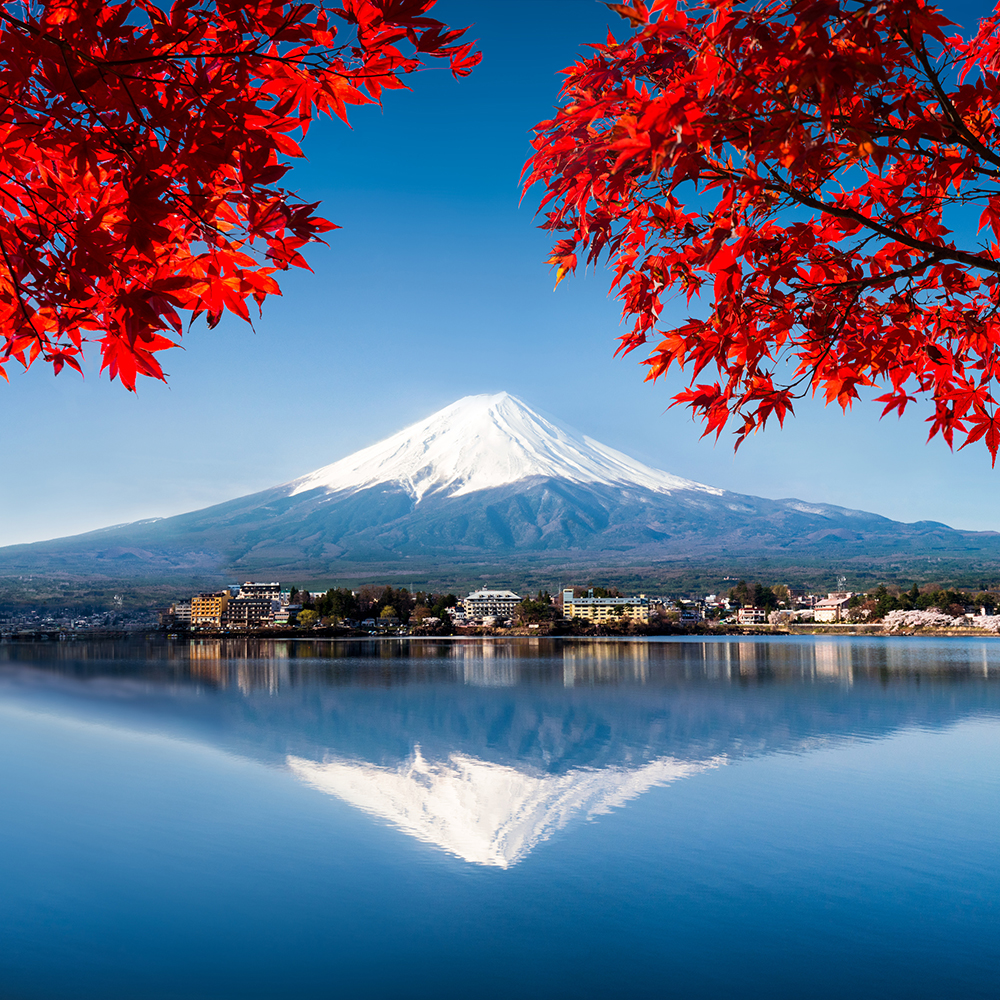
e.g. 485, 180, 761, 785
236, 581, 281, 601
218, 582, 282, 629
273, 604, 300, 627
463, 589, 522, 618
677, 601, 703, 623
562, 589, 650, 624
737, 607, 767, 625
159, 600, 191, 629
159, 600, 192, 629
814, 594, 853, 623
221, 598, 275, 629
190, 591, 230, 627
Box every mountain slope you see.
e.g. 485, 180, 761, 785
1, 392, 998, 584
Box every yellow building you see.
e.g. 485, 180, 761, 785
561, 589, 649, 624
190, 591, 230, 627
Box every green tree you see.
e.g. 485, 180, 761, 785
515, 598, 557, 625
750, 583, 769, 610
871, 585, 900, 620
297, 609, 318, 629
321, 587, 359, 620
728, 580, 750, 607
973, 592, 997, 614
431, 594, 458, 619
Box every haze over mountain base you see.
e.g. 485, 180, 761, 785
2, 393, 999, 597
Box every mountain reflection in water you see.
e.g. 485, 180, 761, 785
289, 749, 718, 867
0, 636, 997, 868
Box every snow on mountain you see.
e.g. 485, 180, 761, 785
288, 392, 722, 503
288, 748, 721, 868
8, 391, 990, 584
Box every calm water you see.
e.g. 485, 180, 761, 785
0, 636, 997, 1000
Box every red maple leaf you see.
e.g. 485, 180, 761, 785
0, 0, 477, 389
525, 0, 1000, 464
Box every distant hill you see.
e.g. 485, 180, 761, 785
2, 392, 999, 592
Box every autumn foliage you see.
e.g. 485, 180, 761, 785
525, 0, 1000, 461
0, 0, 478, 388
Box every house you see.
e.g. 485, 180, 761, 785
737, 607, 767, 625
814, 594, 853, 623
676, 601, 703, 623
562, 589, 650, 624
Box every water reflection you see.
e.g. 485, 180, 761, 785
4, 634, 1000, 682
289, 749, 718, 867
0, 636, 998, 867
561, 640, 650, 685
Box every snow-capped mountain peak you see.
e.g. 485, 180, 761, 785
288, 392, 721, 502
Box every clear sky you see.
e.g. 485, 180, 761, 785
1, 0, 998, 547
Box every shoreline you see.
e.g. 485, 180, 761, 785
5, 625, 1000, 643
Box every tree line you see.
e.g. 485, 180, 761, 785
726, 581, 787, 612
727, 580, 1000, 620
288, 586, 458, 626
847, 586, 998, 621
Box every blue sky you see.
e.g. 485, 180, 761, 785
1, 0, 998, 546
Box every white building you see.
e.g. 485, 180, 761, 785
814, 593, 853, 623
463, 589, 522, 618
170, 600, 191, 623
237, 581, 281, 601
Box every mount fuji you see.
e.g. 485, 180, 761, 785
3, 391, 999, 586
285, 392, 722, 503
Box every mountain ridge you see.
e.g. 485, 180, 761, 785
1, 392, 998, 589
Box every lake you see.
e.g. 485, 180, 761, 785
0, 635, 996, 999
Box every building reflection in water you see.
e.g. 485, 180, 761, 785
6, 633, 998, 696
161, 635, 1000, 693
813, 641, 853, 684
561, 640, 649, 687
692, 638, 859, 683
445, 640, 517, 687
187, 639, 291, 693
